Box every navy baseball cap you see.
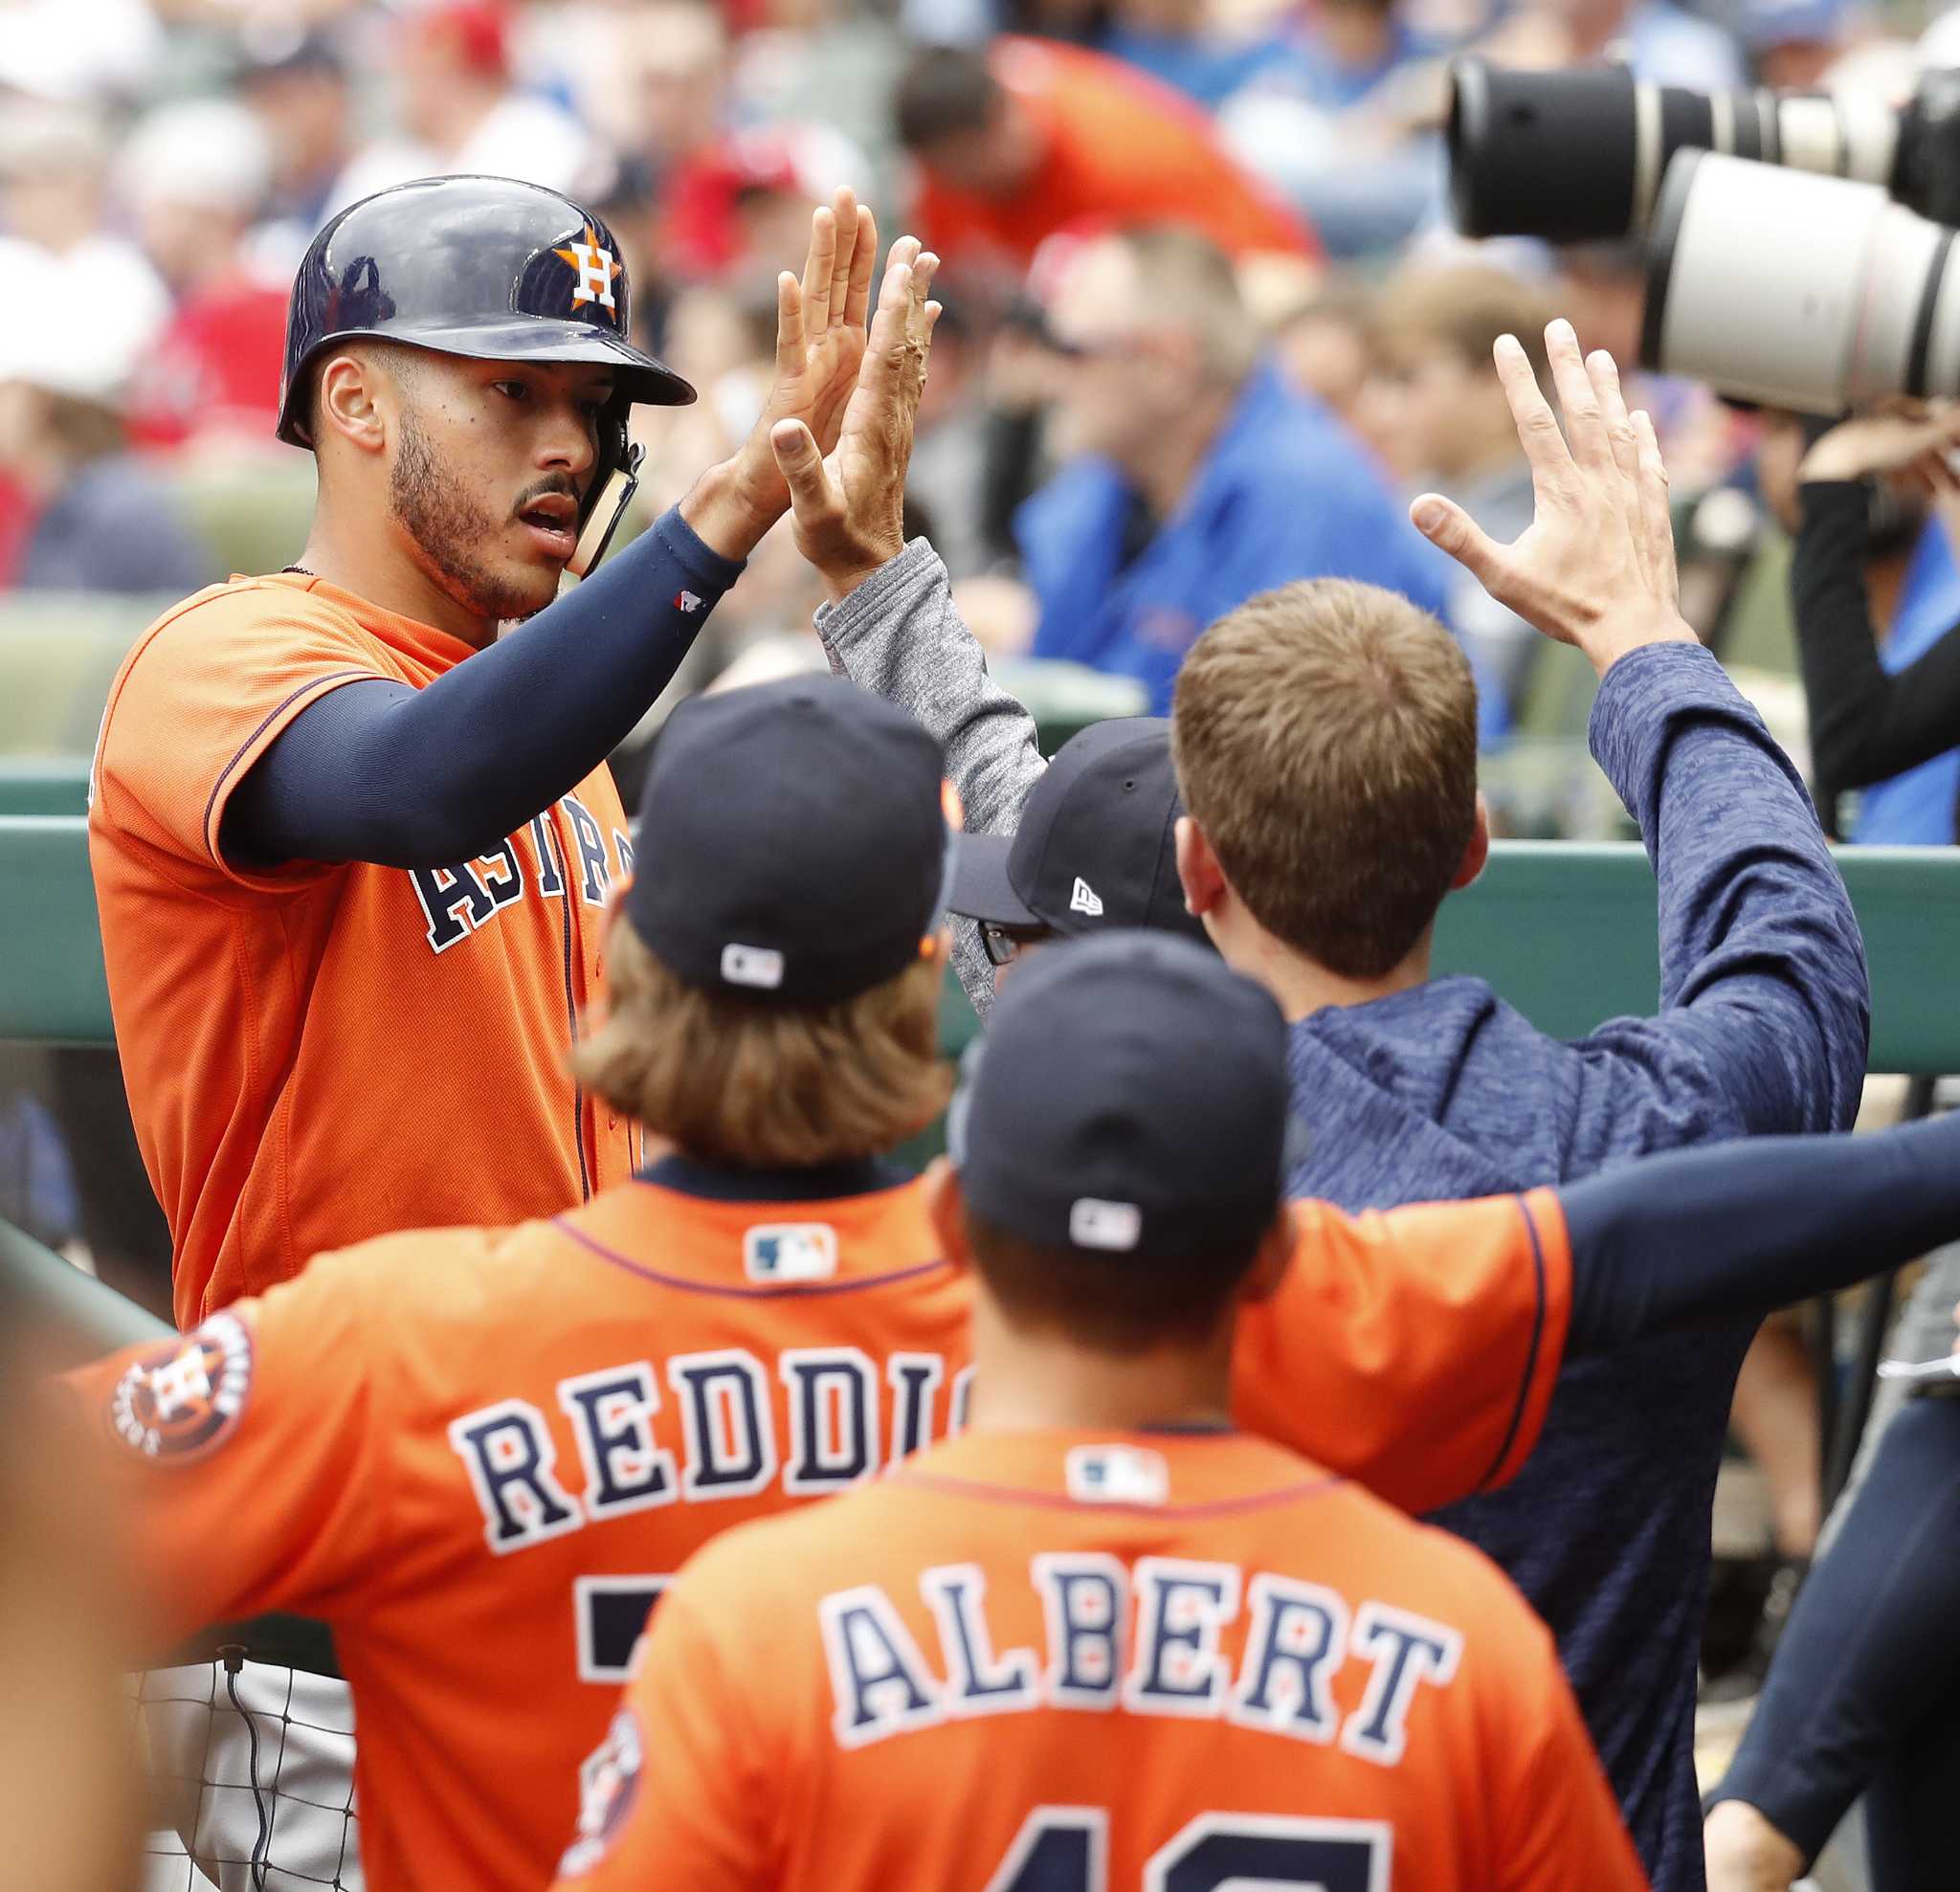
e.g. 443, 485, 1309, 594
947, 718, 1208, 945
624, 676, 950, 1005
949, 931, 1290, 1262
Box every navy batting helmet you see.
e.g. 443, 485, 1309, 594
278, 174, 695, 571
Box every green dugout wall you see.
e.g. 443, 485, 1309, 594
7, 812, 1957, 1068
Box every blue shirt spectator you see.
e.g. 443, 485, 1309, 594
1017, 353, 1459, 718
1853, 514, 1960, 843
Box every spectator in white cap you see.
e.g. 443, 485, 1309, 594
0, 248, 211, 595
117, 100, 294, 451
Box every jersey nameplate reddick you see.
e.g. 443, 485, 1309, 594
449, 1347, 969, 1556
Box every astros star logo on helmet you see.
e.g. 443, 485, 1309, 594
554, 224, 622, 318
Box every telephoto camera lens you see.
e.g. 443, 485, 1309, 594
1448, 56, 1901, 242
1641, 149, 1960, 413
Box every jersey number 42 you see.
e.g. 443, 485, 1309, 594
988, 1808, 1390, 1892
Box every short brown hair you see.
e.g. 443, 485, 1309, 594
1172, 579, 1478, 979
1371, 261, 1553, 389
573, 923, 951, 1168
965, 1211, 1261, 1357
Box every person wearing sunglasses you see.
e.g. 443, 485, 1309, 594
946, 716, 1210, 992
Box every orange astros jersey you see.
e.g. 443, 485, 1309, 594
88, 573, 635, 1328
61, 1175, 1570, 1892
556, 1427, 1647, 1892
63, 1165, 967, 1892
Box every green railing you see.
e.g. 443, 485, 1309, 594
10, 812, 1956, 1069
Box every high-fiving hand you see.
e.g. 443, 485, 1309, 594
1410, 320, 1700, 677
681, 189, 883, 561
733, 186, 880, 518
768, 237, 942, 602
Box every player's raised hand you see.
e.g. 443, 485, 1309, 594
1410, 320, 1700, 676
727, 188, 879, 520
768, 238, 941, 602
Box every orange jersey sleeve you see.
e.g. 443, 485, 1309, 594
51, 1236, 449, 1642
1231, 1189, 1572, 1515
553, 1588, 771, 1891
91, 580, 412, 892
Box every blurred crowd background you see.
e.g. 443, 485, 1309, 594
7, 0, 1960, 818
8, 0, 1960, 1218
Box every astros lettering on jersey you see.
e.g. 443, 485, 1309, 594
62, 1174, 1570, 1892
553, 1426, 1648, 1891
88, 575, 636, 1327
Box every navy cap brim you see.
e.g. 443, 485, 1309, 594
947, 833, 1041, 927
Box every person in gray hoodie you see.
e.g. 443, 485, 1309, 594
761, 315, 1870, 1892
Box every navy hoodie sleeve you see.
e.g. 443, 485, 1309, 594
1570, 641, 1870, 1155
1565, 1109, 1960, 1348
222, 507, 743, 872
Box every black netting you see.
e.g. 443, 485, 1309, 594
131, 1660, 359, 1892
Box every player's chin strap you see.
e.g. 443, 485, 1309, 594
568, 440, 646, 580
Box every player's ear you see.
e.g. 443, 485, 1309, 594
1449, 791, 1491, 893
924, 1158, 971, 1272
1236, 1206, 1297, 1307
1174, 814, 1227, 919
315, 351, 390, 456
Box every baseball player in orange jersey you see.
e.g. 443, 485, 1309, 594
554, 933, 1646, 1892
553, 942, 1960, 1892
64, 679, 1960, 1892
85, 188, 935, 1891
87, 176, 922, 1333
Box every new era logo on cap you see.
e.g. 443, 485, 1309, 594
721, 943, 785, 990
1069, 877, 1103, 918
1069, 1197, 1142, 1251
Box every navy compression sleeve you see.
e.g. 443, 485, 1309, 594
1564, 1111, 1960, 1351
221, 507, 743, 871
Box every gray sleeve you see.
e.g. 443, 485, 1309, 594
814, 539, 1048, 1021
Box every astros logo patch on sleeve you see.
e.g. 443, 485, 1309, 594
107, 1311, 255, 1462
558, 1706, 645, 1878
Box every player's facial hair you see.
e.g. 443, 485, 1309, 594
389, 403, 546, 623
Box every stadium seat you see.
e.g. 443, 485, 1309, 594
0, 592, 171, 756
171, 453, 319, 579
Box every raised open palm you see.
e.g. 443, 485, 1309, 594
733, 188, 879, 520
769, 240, 941, 598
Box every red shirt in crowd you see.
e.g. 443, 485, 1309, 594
912, 36, 1319, 269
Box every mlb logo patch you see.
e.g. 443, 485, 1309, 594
721, 943, 785, 990
1069, 1197, 1142, 1252
1066, 1444, 1169, 1506
745, 1222, 838, 1283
